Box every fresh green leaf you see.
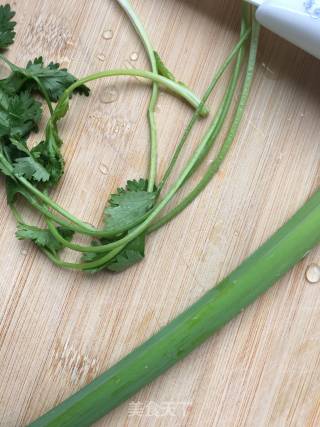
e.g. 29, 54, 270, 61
16, 223, 74, 255
13, 155, 50, 182
31, 125, 64, 186
9, 137, 30, 155
0, 4, 16, 49
0, 72, 26, 96
107, 234, 145, 272
104, 179, 156, 234
24, 57, 90, 102
0, 89, 42, 138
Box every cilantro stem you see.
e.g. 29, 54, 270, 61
16, 176, 97, 233
31, 75, 54, 115
42, 244, 125, 271
116, 0, 159, 192
55, 69, 208, 121
149, 17, 260, 233
158, 26, 251, 191
32, 19, 260, 263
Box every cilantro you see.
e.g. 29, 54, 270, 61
16, 223, 74, 255
0, 4, 16, 49
13, 156, 50, 182
107, 234, 145, 272
24, 57, 90, 102
0, 57, 90, 102
0, 0, 236, 278
104, 179, 156, 234
0, 89, 42, 138
31, 125, 64, 187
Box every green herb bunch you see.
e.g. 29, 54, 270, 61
0, 1, 259, 273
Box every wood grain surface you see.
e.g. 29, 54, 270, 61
0, 0, 319, 426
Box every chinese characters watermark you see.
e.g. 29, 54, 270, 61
128, 400, 192, 418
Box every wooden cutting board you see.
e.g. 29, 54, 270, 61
0, 0, 319, 425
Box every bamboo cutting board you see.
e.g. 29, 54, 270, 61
0, 0, 319, 426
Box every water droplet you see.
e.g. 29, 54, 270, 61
20, 248, 28, 256
305, 264, 320, 284
99, 163, 108, 175
102, 30, 113, 40
97, 53, 106, 62
99, 86, 118, 104
144, 365, 149, 369
130, 52, 139, 61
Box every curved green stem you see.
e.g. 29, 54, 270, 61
55, 69, 207, 121
29, 75, 54, 115
16, 177, 97, 233
116, 0, 159, 192
42, 245, 125, 271
148, 19, 260, 233
158, 27, 251, 191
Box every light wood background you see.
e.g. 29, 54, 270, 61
0, 0, 319, 426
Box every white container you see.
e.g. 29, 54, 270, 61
248, 0, 320, 59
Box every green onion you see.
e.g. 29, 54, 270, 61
29, 189, 320, 427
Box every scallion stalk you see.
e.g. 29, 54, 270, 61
29, 189, 320, 427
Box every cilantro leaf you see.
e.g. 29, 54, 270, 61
24, 57, 90, 102
13, 155, 50, 182
16, 223, 74, 255
104, 179, 156, 234
31, 125, 64, 186
0, 4, 16, 49
107, 234, 145, 272
0, 89, 42, 138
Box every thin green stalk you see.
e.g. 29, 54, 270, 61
158, 26, 251, 191
30, 75, 54, 116
148, 18, 260, 233
29, 189, 320, 427
17, 177, 97, 233
42, 245, 125, 271
116, 0, 160, 192
56, 68, 207, 121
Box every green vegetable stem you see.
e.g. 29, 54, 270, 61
29, 190, 320, 426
